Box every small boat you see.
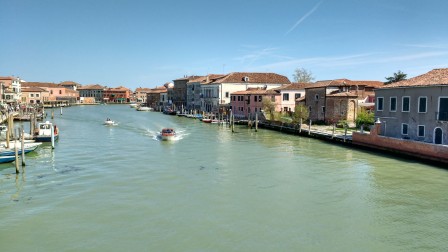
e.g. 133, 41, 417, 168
34, 121, 59, 142
159, 128, 176, 141
0, 155, 16, 163
0, 142, 42, 156
104, 118, 116, 126
202, 118, 212, 123
137, 106, 153, 111
129, 103, 138, 108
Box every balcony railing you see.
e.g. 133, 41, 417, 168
436, 112, 448, 121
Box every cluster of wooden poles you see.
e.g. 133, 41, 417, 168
4, 114, 28, 174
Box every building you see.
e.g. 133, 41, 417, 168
230, 87, 281, 119
135, 87, 153, 103
21, 82, 80, 105
78, 84, 106, 103
275, 83, 313, 112
21, 87, 50, 104
103, 86, 131, 103
202, 72, 290, 114
146, 86, 168, 110
186, 74, 225, 112
172, 76, 201, 110
0, 76, 22, 105
59, 81, 80, 91
305, 79, 383, 124
374, 68, 448, 144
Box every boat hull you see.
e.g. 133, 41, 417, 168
35, 134, 59, 142
0, 156, 16, 163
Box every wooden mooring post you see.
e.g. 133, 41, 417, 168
21, 129, 26, 166
308, 120, 312, 135
255, 113, 258, 132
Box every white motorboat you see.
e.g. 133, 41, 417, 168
104, 118, 116, 126
137, 106, 153, 111
158, 128, 176, 141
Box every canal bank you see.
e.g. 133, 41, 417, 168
250, 120, 448, 167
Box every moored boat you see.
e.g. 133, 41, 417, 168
0, 142, 42, 156
159, 128, 176, 141
0, 155, 16, 163
34, 121, 59, 142
202, 118, 212, 123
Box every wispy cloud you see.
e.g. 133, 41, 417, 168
399, 43, 448, 49
285, 1, 323, 36
234, 47, 294, 66
254, 51, 448, 71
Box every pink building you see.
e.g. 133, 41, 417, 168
230, 87, 281, 119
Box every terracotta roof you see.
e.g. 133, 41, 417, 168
59, 81, 79, 85
22, 82, 60, 88
275, 82, 313, 90
135, 87, 153, 92
78, 84, 105, 90
296, 96, 306, 102
173, 75, 202, 81
381, 68, 448, 88
147, 86, 167, 94
189, 74, 226, 84
308, 79, 383, 89
0, 76, 16, 80
22, 87, 48, 92
232, 87, 279, 95
327, 91, 358, 97
214, 72, 291, 84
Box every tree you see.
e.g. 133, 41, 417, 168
292, 68, 315, 83
385, 70, 407, 84
291, 104, 309, 124
262, 97, 277, 120
355, 108, 374, 129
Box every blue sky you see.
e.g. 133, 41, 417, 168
1, 0, 447, 89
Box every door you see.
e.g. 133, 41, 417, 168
434, 128, 443, 144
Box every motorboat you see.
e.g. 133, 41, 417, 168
159, 128, 176, 141
104, 118, 116, 126
34, 121, 59, 142
137, 106, 153, 111
129, 103, 138, 108
0, 155, 16, 163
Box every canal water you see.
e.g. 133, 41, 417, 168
1, 104, 447, 251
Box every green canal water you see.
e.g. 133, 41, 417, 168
1, 104, 447, 251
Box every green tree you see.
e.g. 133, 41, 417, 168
292, 68, 315, 83
262, 97, 277, 120
385, 70, 407, 84
291, 104, 309, 124
355, 108, 375, 129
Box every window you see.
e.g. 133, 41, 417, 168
51, 90, 53, 94
402, 123, 408, 135
36, 94, 40, 97
30, 94, 34, 97
377, 97, 384, 111
59, 90, 62, 94
322, 106, 326, 113
284, 107, 288, 112
439, 97, 448, 121
258, 96, 262, 102
295, 93, 301, 99
225, 92, 229, 98
418, 97, 427, 113
315, 94, 319, 101
390, 97, 397, 112
418, 125, 425, 137
283, 93, 289, 101
254, 95, 257, 102
402, 96, 410, 112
